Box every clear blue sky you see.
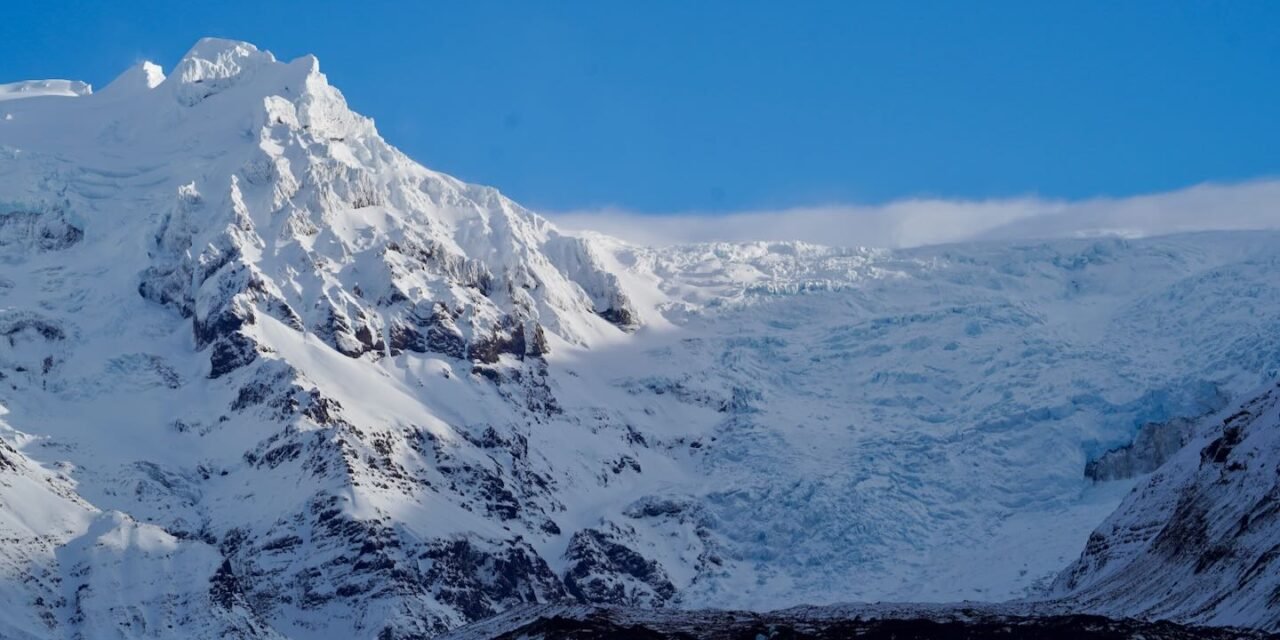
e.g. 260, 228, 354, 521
2, 1, 1277, 213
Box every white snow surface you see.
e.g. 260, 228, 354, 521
0, 79, 92, 102
1, 38, 1278, 637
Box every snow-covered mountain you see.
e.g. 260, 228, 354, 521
1, 38, 1278, 638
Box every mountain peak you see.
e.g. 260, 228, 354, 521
167, 38, 283, 106
179, 37, 274, 66
100, 61, 166, 96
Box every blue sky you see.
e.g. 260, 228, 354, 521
1, 1, 1277, 215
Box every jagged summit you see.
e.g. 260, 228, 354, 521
0, 37, 640, 357
166, 37, 308, 108
100, 61, 166, 95
182, 36, 275, 63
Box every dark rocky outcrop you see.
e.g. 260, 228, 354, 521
1085, 417, 1198, 482
468, 317, 546, 364
439, 604, 1275, 640
389, 303, 467, 359
562, 528, 676, 607
597, 306, 637, 330
0, 207, 84, 253
420, 537, 568, 623
0, 312, 67, 343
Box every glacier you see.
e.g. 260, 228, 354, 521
0, 38, 1278, 638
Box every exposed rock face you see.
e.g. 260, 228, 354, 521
1085, 417, 1200, 482
1054, 382, 1280, 631
419, 537, 568, 624
563, 527, 676, 607
0, 207, 84, 254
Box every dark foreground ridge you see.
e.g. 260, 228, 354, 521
439, 604, 1277, 640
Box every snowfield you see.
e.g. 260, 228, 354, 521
0, 38, 1277, 638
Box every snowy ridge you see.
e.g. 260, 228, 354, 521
0, 80, 92, 102
0, 38, 1278, 638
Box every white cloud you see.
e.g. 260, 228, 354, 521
547, 179, 1280, 249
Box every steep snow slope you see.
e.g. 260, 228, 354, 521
1052, 381, 1280, 631
2, 38, 1279, 638
0, 407, 275, 639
